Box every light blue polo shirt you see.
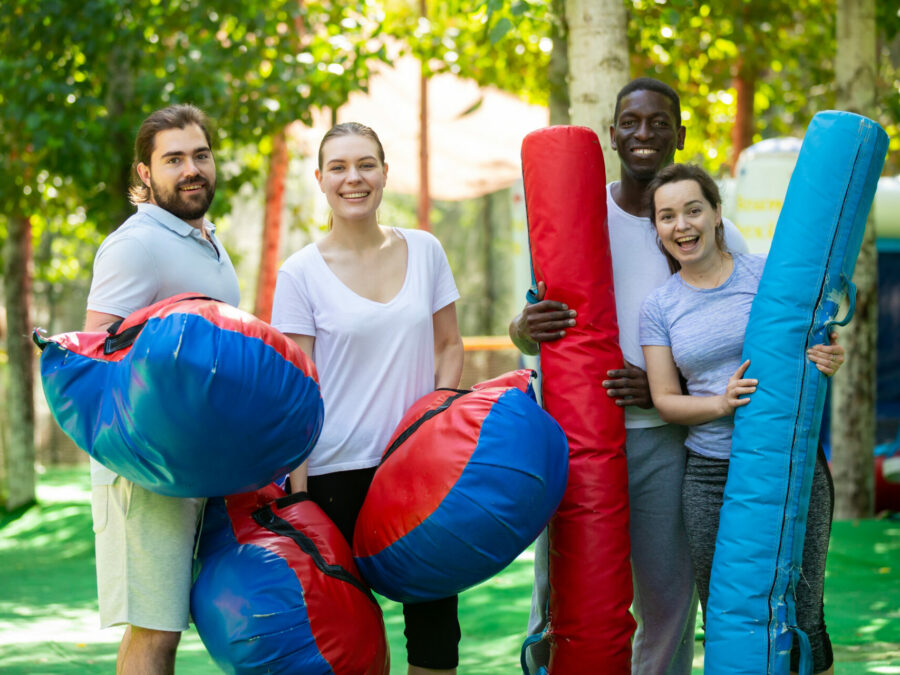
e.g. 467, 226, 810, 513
86, 202, 241, 484
87, 202, 240, 317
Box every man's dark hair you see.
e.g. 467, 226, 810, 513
613, 77, 681, 125
129, 104, 213, 205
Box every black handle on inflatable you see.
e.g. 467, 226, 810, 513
250, 503, 379, 605
271, 490, 313, 509
32, 329, 51, 352
824, 274, 857, 335
380, 390, 470, 464
103, 321, 147, 355
102, 294, 220, 355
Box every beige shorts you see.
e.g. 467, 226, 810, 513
92, 478, 204, 631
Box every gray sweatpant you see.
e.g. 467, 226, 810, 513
525, 424, 698, 674
681, 447, 834, 673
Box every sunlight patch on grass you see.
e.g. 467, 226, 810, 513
0, 505, 89, 546
37, 483, 91, 504
177, 631, 214, 653
0, 607, 116, 646
516, 547, 535, 562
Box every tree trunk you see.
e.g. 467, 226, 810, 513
548, 0, 570, 126
481, 193, 496, 335
254, 128, 289, 323
830, 0, 877, 519
417, 0, 431, 232
105, 43, 136, 232
417, 63, 431, 232
3, 214, 36, 511
565, 0, 628, 181
730, 57, 756, 175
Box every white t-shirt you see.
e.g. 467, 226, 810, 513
271, 228, 459, 475
606, 182, 748, 429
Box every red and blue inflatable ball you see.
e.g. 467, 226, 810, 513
34, 293, 323, 497
191, 483, 390, 674
875, 442, 900, 513
352, 369, 569, 603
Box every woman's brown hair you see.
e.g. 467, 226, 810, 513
646, 163, 727, 274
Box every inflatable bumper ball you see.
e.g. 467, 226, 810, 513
353, 369, 569, 603
34, 293, 323, 497
191, 483, 390, 674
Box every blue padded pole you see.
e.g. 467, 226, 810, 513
705, 111, 887, 674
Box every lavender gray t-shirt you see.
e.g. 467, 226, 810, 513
639, 253, 766, 459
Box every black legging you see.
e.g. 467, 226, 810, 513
306, 467, 461, 669
681, 446, 834, 673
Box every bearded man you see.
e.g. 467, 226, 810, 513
83, 104, 240, 674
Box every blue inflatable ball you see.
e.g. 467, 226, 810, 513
35, 293, 322, 497
191, 484, 390, 674
353, 370, 568, 603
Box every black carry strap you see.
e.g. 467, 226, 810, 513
380, 389, 470, 464
251, 501, 379, 606
272, 490, 314, 510
103, 321, 147, 355
32, 330, 52, 351
102, 294, 218, 355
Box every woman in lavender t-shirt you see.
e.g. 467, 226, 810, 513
639, 164, 842, 675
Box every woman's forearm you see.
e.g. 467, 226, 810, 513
435, 338, 464, 389
652, 391, 730, 426
288, 461, 309, 494
433, 303, 464, 389
643, 345, 749, 427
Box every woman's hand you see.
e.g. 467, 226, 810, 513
720, 359, 757, 415
807, 332, 845, 377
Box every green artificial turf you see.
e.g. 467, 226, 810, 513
0, 466, 897, 674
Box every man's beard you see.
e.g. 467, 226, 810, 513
150, 176, 216, 222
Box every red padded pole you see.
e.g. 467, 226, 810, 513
522, 126, 633, 673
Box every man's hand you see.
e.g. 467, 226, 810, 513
602, 360, 653, 408
508, 281, 576, 355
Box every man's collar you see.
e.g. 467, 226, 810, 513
136, 202, 215, 237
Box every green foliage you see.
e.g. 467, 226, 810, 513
482, 0, 897, 174
876, 20, 900, 167
625, 0, 899, 174
0, 0, 384, 285
626, 0, 837, 174
2, 0, 897, 292
379, 0, 553, 105
876, 2, 900, 42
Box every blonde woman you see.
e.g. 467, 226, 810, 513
271, 122, 464, 675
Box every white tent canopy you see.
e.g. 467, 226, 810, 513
290, 54, 549, 201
